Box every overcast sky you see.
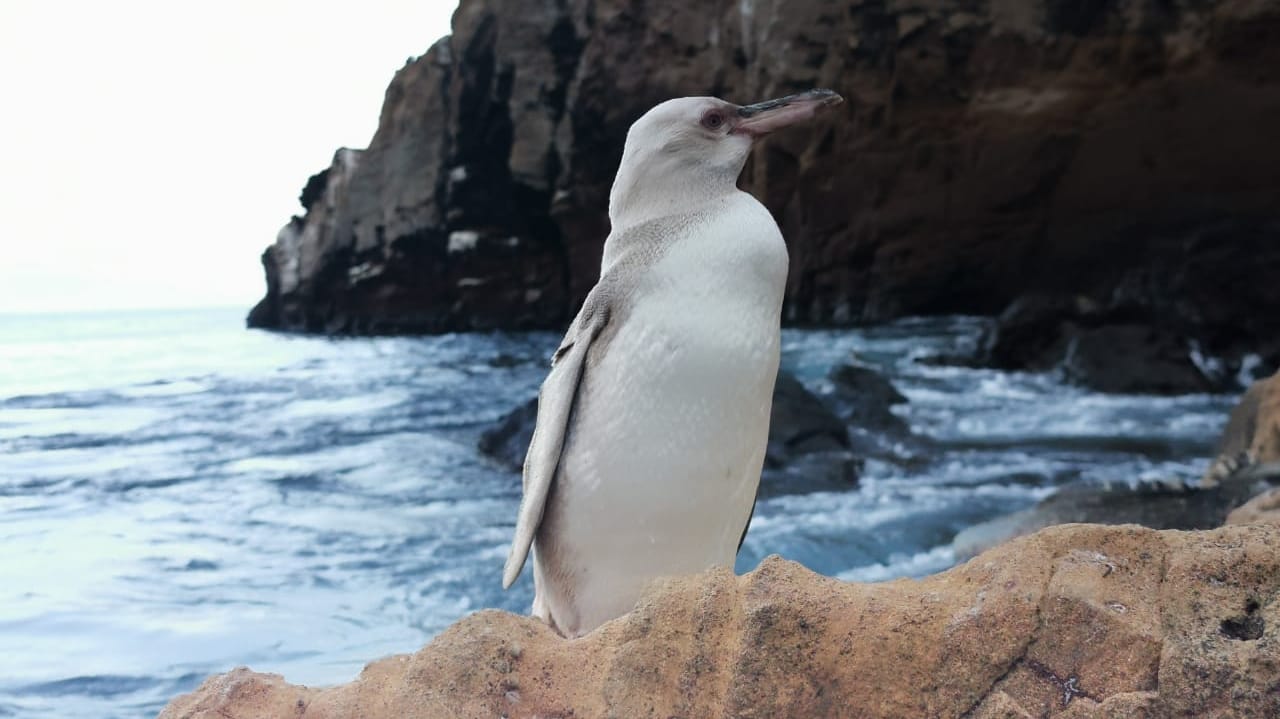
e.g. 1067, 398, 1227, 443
0, 1, 457, 314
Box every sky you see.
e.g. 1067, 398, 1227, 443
0, 1, 458, 314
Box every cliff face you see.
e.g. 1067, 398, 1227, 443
160, 523, 1280, 719
249, 0, 1280, 358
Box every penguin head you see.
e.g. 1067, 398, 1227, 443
608, 90, 843, 227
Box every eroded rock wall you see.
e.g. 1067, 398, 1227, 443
249, 0, 1280, 361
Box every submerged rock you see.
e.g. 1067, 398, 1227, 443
159, 523, 1280, 719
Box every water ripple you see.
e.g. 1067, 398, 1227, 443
0, 308, 1233, 719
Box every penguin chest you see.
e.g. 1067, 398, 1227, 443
593, 293, 781, 476
562, 205, 787, 523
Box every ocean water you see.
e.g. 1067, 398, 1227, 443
0, 308, 1235, 719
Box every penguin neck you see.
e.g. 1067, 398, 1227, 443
607, 155, 742, 233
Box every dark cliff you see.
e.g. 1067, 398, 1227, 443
248, 0, 1280, 368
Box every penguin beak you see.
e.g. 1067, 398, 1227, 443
733, 89, 844, 138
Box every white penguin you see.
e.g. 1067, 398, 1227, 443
503, 89, 843, 637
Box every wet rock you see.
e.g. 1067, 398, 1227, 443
912, 352, 987, 369
1203, 369, 1280, 486
1226, 484, 1280, 526
827, 363, 907, 429
477, 397, 538, 470
982, 294, 1102, 371
982, 295, 1216, 394
761, 376, 862, 492
1060, 324, 1215, 395
952, 473, 1279, 561
479, 370, 862, 489
823, 362, 920, 460
249, 0, 1280, 357
758, 450, 862, 496
766, 371, 849, 462
159, 523, 1280, 719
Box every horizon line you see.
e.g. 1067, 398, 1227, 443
0, 303, 251, 318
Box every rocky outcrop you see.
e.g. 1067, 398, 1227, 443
980, 294, 1221, 394
1204, 369, 1280, 485
159, 523, 1280, 719
1227, 485, 1280, 526
248, 37, 571, 333
249, 0, 1280, 372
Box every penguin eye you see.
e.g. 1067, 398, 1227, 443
701, 110, 726, 130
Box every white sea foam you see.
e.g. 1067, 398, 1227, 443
838, 545, 957, 583
1238, 354, 1265, 387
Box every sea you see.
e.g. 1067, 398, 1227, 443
0, 307, 1237, 719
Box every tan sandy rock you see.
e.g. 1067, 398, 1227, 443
1205, 370, 1280, 487
1227, 487, 1280, 527
160, 523, 1280, 719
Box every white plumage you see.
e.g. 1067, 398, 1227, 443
504, 90, 842, 637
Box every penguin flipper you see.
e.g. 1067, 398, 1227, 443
503, 292, 610, 589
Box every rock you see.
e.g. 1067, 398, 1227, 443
827, 363, 907, 429
481, 371, 860, 488
951, 474, 1279, 561
823, 362, 922, 461
1060, 324, 1216, 394
159, 523, 1280, 719
298, 167, 331, 212
481, 371, 870, 488
981, 295, 1217, 394
248, 0, 1280, 367
478, 370, 862, 490
248, 37, 570, 334
983, 294, 1103, 371
1226, 485, 1280, 526
1204, 369, 1280, 486
758, 450, 863, 496
1255, 374, 1280, 425
477, 397, 537, 470
766, 371, 849, 461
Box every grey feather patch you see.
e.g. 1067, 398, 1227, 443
502, 294, 610, 589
